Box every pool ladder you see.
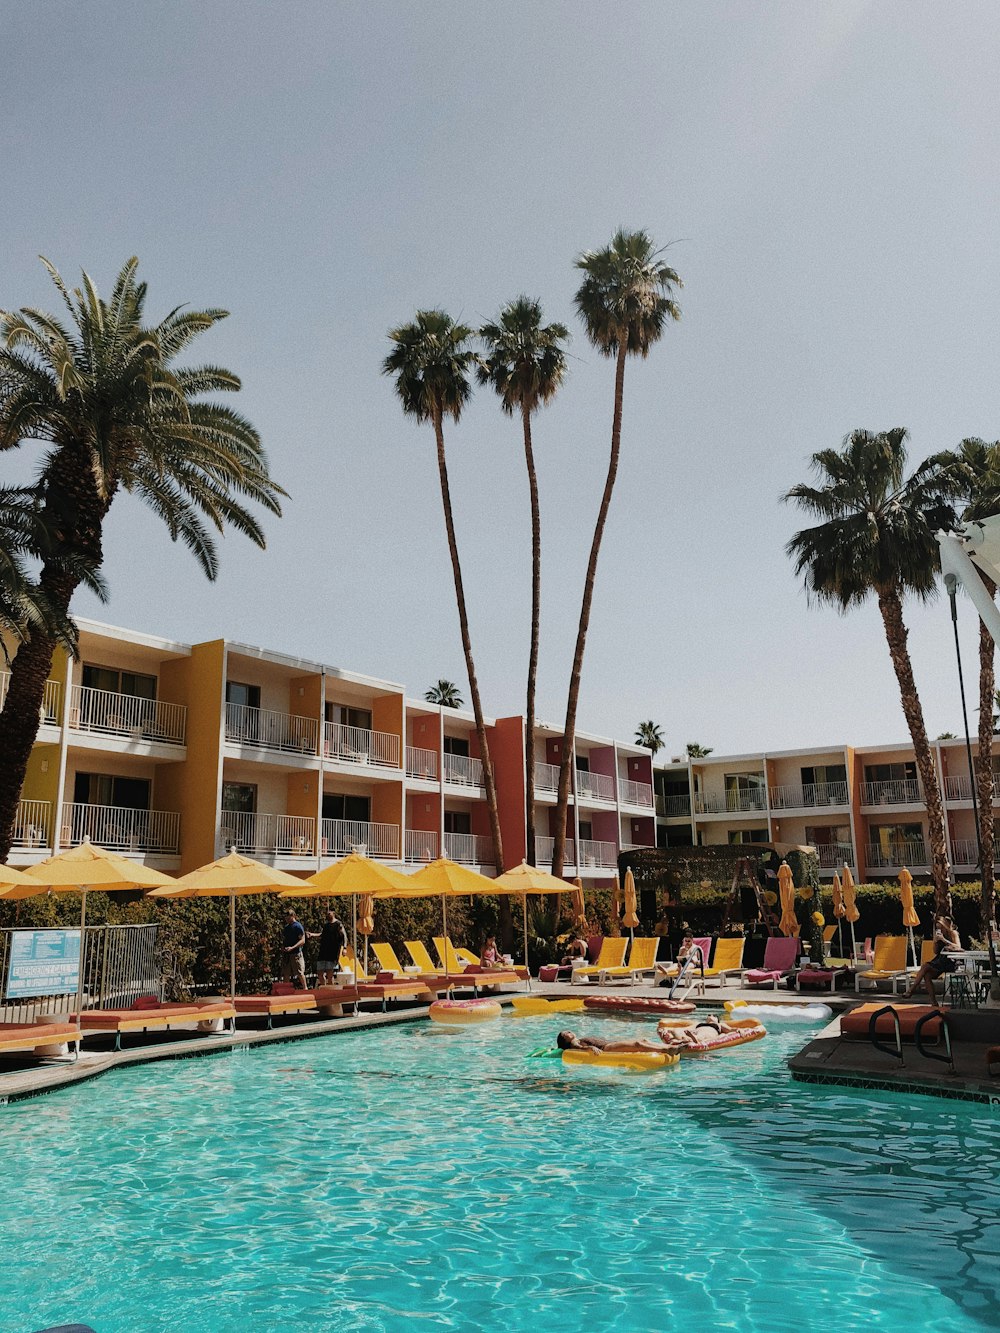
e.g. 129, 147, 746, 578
866, 1004, 955, 1073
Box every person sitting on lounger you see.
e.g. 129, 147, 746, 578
560, 938, 588, 968
556, 1029, 666, 1054
901, 937, 958, 1004
656, 1014, 736, 1048
479, 935, 505, 969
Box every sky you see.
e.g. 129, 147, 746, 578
2, 0, 1000, 757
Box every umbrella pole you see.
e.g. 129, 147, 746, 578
352, 894, 357, 985
441, 894, 448, 978
230, 893, 236, 1001
74, 887, 88, 1035
522, 892, 531, 991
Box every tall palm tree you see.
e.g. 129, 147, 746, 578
685, 742, 713, 758
383, 310, 505, 875
785, 427, 959, 912
478, 297, 569, 866
425, 679, 463, 708
0, 257, 284, 860
635, 720, 665, 756
551, 230, 681, 878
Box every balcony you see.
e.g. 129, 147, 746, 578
577, 838, 618, 869
443, 753, 483, 787
11, 800, 52, 849
534, 761, 560, 794
405, 745, 438, 780
865, 840, 929, 869
404, 828, 439, 862
321, 818, 399, 860
324, 722, 400, 769
535, 835, 575, 867
71, 684, 186, 746
951, 838, 977, 867
61, 802, 181, 855
221, 810, 316, 856
657, 793, 691, 818
619, 778, 653, 808
226, 703, 317, 755
814, 842, 855, 869
444, 831, 494, 865
769, 781, 849, 810
694, 788, 767, 815
0, 672, 62, 723
861, 779, 922, 806
944, 774, 1000, 802
575, 769, 615, 803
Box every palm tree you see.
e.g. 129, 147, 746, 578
785, 427, 959, 912
0, 257, 284, 860
425, 679, 463, 708
551, 230, 681, 878
478, 297, 569, 866
635, 720, 665, 755
383, 310, 505, 876
685, 742, 713, 758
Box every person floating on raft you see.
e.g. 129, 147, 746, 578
656, 1013, 738, 1049
556, 1030, 666, 1055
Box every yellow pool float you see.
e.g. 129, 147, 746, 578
561, 1048, 680, 1072
509, 996, 585, 1016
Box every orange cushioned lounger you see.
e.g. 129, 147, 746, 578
0, 1022, 80, 1056
356, 979, 432, 1010
840, 1003, 942, 1039
233, 993, 321, 1017
71, 1002, 236, 1050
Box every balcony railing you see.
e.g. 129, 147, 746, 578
658, 793, 691, 818
619, 778, 653, 808
865, 840, 929, 869
11, 800, 51, 848
444, 832, 494, 865
951, 838, 977, 867
534, 761, 560, 794
695, 787, 767, 815
769, 781, 849, 810
861, 779, 922, 806
321, 818, 399, 860
1, 673, 62, 723
535, 835, 575, 867
226, 703, 317, 754
575, 769, 615, 802
71, 684, 186, 746
577, 838, 618, 869
443, 753, 483, 787
405, 745, 438, 780
943, 774, 1000, 802
814, 842, 855, 869
221, 811, 316, 856
404, 828, 439, 862
62, 803, 180, 855
324, 722, 400, 769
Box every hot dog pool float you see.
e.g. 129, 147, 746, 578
583, 995, 695, 1017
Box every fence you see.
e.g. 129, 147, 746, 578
0, 923, 160, 1022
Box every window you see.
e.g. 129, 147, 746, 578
443, 735, 469, 757
222, 783, 257, 814
724, 773, 766, 811
323, 793, 370, 823
576, 756, 590, 772
871, 823, 924, 852
73, 773, 151, 810
728, 829, 769, 844
864, 761, 916, 784
804, 824, 851, 847
578, 820, 593, 840
444, 811, 471, 835
226, 681, 261, 711
326, 703, 372, 731
221, 784, 257, 852
82, 665, 157, 700
801, 764, 847, 787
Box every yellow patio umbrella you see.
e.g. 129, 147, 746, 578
777, 861, 799, 938
623, 868, 639, 934
15, 839, 177, 1024
899, 867, 920, 967
841, 863, 859, 960
0, 862, 47, 894
148, 850, 306, 1000
493, 861, 570, 986
831, 871, 845, 958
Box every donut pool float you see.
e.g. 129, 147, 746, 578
655, 1018, 766, 1055
562, 1047, 680, 1072
429, 998, 502, 1025
583, 995, 695, 1016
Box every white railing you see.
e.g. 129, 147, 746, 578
70, 684, 186, 745
577, 838, 618, 869
1, 673, 62, 723
220, 811, 316, 856
814, 842, 855, 869
404, 828, 439, 862
443, 753, 484, 787
861, 779, 922, 806
534, 761, 560, 793
575, 768, 615, 802
950, 838, 977, 867
226, 703, 317, 754
444, 832, 494, 865
535, 836, 575, 867
769, 781, 849, 809
61, 803, 181, 854
695, 786, 767, 814
405, 745, 438, 780
944, 775, 972, 801
324, 722, 400, 769
865, 840, 929, 869
660, 793, 691, 818
321, 818, 399, 860
11, 800, 51, 848
619, 778, 653, 808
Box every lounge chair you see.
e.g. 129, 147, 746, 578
596, 937, 659, 985
71, 1000, 236, 1050
571, 937, 629, 984
434, 935, 531, 981
653, 936, 712, 985
794, 963, 855, 993
403, 941, 521, 994
855, 935, 908, 993
841, 1003, 943, 1039
890, 939, 938, 996
744, 936, 800, 989
0, 1020, 80, 1060
699, 937, 746, 986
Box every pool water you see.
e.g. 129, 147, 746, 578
3, 1013, 999, 1333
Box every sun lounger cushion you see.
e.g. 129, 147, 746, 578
840, 1003, 942, 1039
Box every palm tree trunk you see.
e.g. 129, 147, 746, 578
877, 587, 952, 913
976, 576, 997, 940
552, 343, 627, 878
430, 410, 506, 887
522, 401, 540, 867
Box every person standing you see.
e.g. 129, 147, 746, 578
316, 909, 347, 987
281, 908, 308, 990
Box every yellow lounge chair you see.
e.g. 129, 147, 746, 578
571, 937, 629, 984
855, 935, 908, 993
433, 937, 478, 972
596, 937, 659, 985
405, 940, 440, 974
890, 938, 937, 995
371, 942, 411, 976
700, 937, 746, 986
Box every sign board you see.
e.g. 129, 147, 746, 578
5, 929, 81, 1000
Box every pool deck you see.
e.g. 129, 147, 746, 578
1, 975, 997, 1105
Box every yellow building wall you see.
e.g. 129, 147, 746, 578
289, 674, 322, 728
20, 744, 61, 817
372, 693, 404, 761
159, 641, 225, 872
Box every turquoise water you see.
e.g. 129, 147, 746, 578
2, 1013, 1000, 1333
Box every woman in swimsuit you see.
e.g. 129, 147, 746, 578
556, 1030, 666, 1054
657, 1013, 736, 1049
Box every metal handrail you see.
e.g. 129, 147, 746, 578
867, 1004, 903, 1063
914, 1009, 954, 1073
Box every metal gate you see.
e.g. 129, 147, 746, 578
0, 923, 160, 1022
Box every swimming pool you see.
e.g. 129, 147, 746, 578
3, 1013, 999, 1332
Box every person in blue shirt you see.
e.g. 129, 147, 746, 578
280, 908, 307, 989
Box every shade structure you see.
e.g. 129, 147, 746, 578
623, 869, 639, 931
492, 862, 568, 895
899, 867, 920, 966
777, 861, 799, 938
148, 851, 307, 1000
831, 871, 845, 957
841, 863, 859, 959
0, 861, 52, 895
405, 857, 498, 897
285, 851, 413, 899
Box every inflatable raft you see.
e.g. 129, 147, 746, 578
583, 995, 695, 1016
509, 996, 585, 1016
725, 1000, 831, 1022
429, 998, 502, 1024
562, 1047, 680, 1072
656, 1018, 767, 1055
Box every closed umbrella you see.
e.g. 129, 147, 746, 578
899, 867, 920, 968
831, 871, 845, 958
571, 877, 586, 929
358, 893, 375, 978
842, 863, 859, 961
777, 861, 799, 938
623, 868, 639, 942
610, 874, 621, 936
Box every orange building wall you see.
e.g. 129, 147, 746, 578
159, 641, 225, 872
289, 673, 322, 729
406, 793, 439, 833
371, 780, 403, 833
372, 694, 404, 764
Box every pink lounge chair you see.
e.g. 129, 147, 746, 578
744, 936, 800, 989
